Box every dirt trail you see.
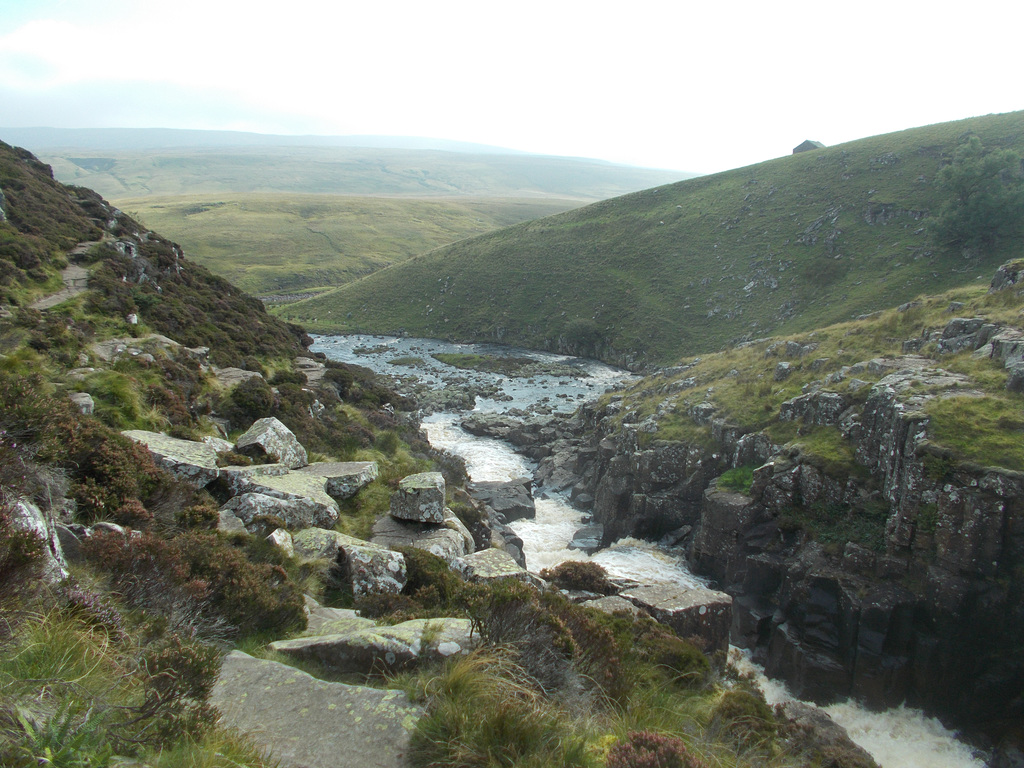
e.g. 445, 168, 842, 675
29, 241, 99, 310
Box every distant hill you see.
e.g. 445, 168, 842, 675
276, 111, 1024, 368
2, 127, 692, 201
117, 194, 577, 296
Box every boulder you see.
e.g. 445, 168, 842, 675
217, 509, 247, 534
455, 547, 530, 583
371, 509, 474, 563
269, 617, 478, 677
10, 499, 69, 584
583, 595, 643, 617
221, 490, 337, 532
220, 471, 341, 529
266, 528, 294, 557
296, 461, 379, 500
292, 528, 407, 597
69, 392, 94, 415
122, 430, 220, 488
211, 651, 422, 768
390, 471, 445, 523
469, 477, 536, 521
235, 417, 308, 468
620, 583, 733, 654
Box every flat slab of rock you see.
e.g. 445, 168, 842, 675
236, 416, 308, 469
293, 528, 407, 597
620, 583, 733, 654
270, 618, 478, 676
303, 597, 376, 637
455, 547, 529, 582
297, 461, 379, 500
372, 509, 474, 563
122, 430, 219, 488
211, 651, 422, 768
390, 472, 445, 523
583, 595, 644, 617
211, 366, 264, 388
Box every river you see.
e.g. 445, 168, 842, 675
312, 334, 986, 768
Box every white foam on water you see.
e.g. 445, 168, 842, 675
729, 649, 985, 768
421, 414, 533, 482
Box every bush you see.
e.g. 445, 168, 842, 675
540, 560, 616, 594
606, 730, 707, 768
83, 530, 306, 639
709, 689, 776, 747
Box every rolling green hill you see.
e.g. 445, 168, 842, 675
116, 194, 577, 295
276, 111, 1024, 368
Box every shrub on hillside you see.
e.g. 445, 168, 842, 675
83, 530, 306, 639
606, 731, 707, 768
540, 560, 616, 594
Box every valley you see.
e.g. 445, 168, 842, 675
2, 108, 1024, 768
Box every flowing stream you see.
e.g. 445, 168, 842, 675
312, 334, 986, 768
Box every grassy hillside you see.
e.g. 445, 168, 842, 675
33, 145, 688, 201
117, 194, 578, 295
276, 111, 1024, 368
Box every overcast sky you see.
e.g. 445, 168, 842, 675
1, 0, 1021, 174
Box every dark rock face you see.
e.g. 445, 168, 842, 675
545, 356, 1024, 744
469, 477, 536, 522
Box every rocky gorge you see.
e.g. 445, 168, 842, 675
457, 270, 1024, 760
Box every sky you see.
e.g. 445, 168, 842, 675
0, 0, 1021, 175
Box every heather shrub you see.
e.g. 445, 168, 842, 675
709, 689, 776, 747
83, 529, 306, 639
606, 730, 707, 768
138, 633, 221, 746
540, 560, 616, 594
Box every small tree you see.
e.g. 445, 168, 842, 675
933, 135, 1024, 252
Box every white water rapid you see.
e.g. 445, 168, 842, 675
314, 334, 986, 768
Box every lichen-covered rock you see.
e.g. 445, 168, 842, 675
292, 528, 406, 597
296, 461, 379, 500
303, 596, 376, 637
220, 471, 340, 529
371, 509, 473, 563
69, 392, 94, 415
390, 471, 445, 523
455, 547, 530, 582
620, 583, 733, 654
10, 499, 69, 584
235, 416, 308, 468
269, 617, 478, 676
221, 491, 336, 532
122, 430, 220, 488
211, 651, 422, 768
266, 527, 294, 557
217, 509, 247, 534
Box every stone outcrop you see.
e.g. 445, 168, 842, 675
293, 528, 407, 597
235, 416, 308, 468
371, 509, 474, 563
211, 651, 422, 768
469, 477, 536, 522
10, 499, 69, 585
455, 547, 530, 582
390, 471, 446, 523
529, 321, 1024, 740
620, 583, 732, 655
297, 461, 379, 499
122, 430, 220, 488
269, 617, 478, 676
